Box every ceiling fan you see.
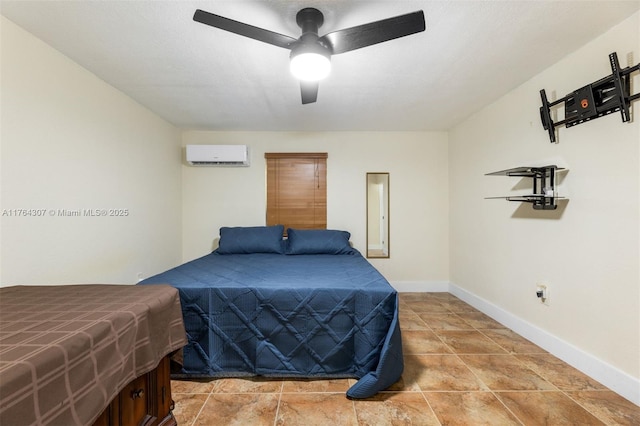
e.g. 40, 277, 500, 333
193, 7, 426, 104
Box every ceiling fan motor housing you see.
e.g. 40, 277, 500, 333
293, 8, 332, 55
289, 7, 332, 82
296, 8, 324, 34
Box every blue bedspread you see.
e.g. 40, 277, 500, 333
138, 251, 403, 398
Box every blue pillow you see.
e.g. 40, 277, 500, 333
286, 228, 355, 255
217, 225, 284, 254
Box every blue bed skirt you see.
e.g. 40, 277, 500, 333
138, 251, 403, 398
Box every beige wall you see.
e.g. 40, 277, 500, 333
181, 131, 449, 286
0, 17, 183, 285
449, 11, 639, 388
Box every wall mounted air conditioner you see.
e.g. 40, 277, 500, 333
186, 145, 249, 166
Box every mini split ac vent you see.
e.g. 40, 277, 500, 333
186, 145, 250, 166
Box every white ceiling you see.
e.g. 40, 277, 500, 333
2, 1, 639, 131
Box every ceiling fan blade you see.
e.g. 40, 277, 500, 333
193, 9, 297, 49
300, 81, 319, 104
319, 11, 425, 55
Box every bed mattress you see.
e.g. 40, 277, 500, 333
138, 251, 403, 398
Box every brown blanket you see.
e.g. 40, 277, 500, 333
0, 284, 187, 426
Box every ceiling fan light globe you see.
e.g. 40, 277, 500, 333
290, 52, 331, 82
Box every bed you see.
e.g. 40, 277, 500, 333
138, 226, 403, 399
0, 284, 187, 426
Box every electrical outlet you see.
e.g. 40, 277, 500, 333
536, 284, 549, 305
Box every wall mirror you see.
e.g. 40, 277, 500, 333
366, 173, 389, 258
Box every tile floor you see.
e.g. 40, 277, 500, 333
170, 292, 640, 425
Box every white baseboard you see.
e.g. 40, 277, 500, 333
394, 281, 639, 406
391, 280, 450, 293
447, 282, 640, 406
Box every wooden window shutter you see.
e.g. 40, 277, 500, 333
265, 153, 327, 232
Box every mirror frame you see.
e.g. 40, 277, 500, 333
366, 172, 390, 259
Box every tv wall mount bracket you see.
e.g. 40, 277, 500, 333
539, 52, 639, 143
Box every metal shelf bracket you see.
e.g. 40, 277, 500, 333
485, 165, 566, 210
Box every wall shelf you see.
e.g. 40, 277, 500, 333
485, 165, 566, 210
